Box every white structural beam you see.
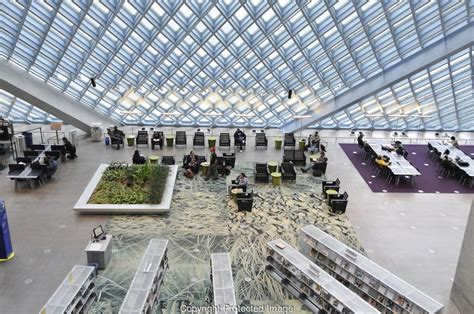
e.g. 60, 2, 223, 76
281, 23, 474, 133
0, 60, 117, 132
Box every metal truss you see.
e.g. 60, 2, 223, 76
0, 1, 471, 129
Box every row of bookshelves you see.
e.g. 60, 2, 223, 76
266, 239, 380, 314
300, 225, 443, 314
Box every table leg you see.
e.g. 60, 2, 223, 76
395, 176, 400, 186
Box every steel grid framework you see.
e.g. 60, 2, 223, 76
0, 0, 473, 130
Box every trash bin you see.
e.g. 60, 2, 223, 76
166, 136, 174, 147
91, 123, 103, 142
15, 135, 26, 153
69, 130, 78, 147
22, 132, 33, 149
299, 139, 306, 150
127, 135, 135, 147
208, 137, 217, 148
275, 138, 282, 150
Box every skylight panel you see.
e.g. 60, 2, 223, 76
235, 7, 248, 21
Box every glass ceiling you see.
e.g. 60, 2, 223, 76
0, 0, 472, 129
314, 46, 474, 131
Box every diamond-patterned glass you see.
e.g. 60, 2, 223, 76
0, 1, 472, 129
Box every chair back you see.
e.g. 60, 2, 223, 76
9, 163, 25, 172
31, 163, 47, 171
24, 150, 39, 157
162, 156, 175, 165
30, 144, 45, 150
16, 157, 32, 164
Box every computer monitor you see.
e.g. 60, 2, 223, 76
92, 225, 105, 239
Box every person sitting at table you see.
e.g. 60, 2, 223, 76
43, 155, 58, 178
375, 155, 391, 167
450, 136, 459, 148
234, 172, 249, 192
132, 150, 146, 164
109, 126, 125, 150
357, 132, 365, 148
62, 137, 77, 159
302, 150, 328, 173
442, 149, 451, 160
234, 129, 246, 152
151, 132, 163, 149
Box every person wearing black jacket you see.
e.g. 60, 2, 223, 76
132, 150, 146, 164
62, 137, 77, 159
234, 129, 246, 152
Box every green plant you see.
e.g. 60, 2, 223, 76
88, 163, 169, 205
148, 165, 169, 204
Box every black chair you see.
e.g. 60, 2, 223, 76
280, 162, 296, 181
193, 132, 205, 147
45, 151, 61, 160
136, 131, 149, 146
8, 163, 25, 176
329, 191, 349, 214
254, 163, 269, 183
255, 132, 268, 149
313, 162, 328, 176
16, 157, 32, 164
51, 145, 66, 160
197, 156, 207, 163
284, 133, 295, 147
151, 131, 164, 149
30, 144, 45, 151
237, 191, 253, 212
162, 156, 175, 165
282, 149, 306, 165
223, 153, 235, 168
322, 178, 340, 193
216, 156, 228, 176
30, 163, 48, 186
24, 150, 39, 158
219, 133, 231, 148
175, 131, 187, 146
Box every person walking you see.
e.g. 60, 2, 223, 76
205, 147, 219, 180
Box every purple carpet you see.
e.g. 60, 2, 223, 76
339, 143, 474, 194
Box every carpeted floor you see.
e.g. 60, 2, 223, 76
340, 143, 474, 194
90, 162, 365, 313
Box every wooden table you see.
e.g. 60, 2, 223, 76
166, 136, 174, 147
275, 138, 282, 150
201, 162, 210, 176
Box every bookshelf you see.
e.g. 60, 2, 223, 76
266, 239, 379, 313
210, 253, 237, 314
119, 239, 169, 314
40, 265, 97, 314
300, 225, 444, 314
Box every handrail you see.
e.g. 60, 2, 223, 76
13, 126, 44, 143
46, 132, 66, 144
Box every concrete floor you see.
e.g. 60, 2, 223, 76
0, 127, 471, 313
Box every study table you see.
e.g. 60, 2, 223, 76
366, 139, 421, 186
6, 145, 52, 188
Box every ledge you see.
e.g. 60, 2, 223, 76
73, 163, 178, 214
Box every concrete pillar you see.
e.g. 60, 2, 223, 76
450, 200, 474, 313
